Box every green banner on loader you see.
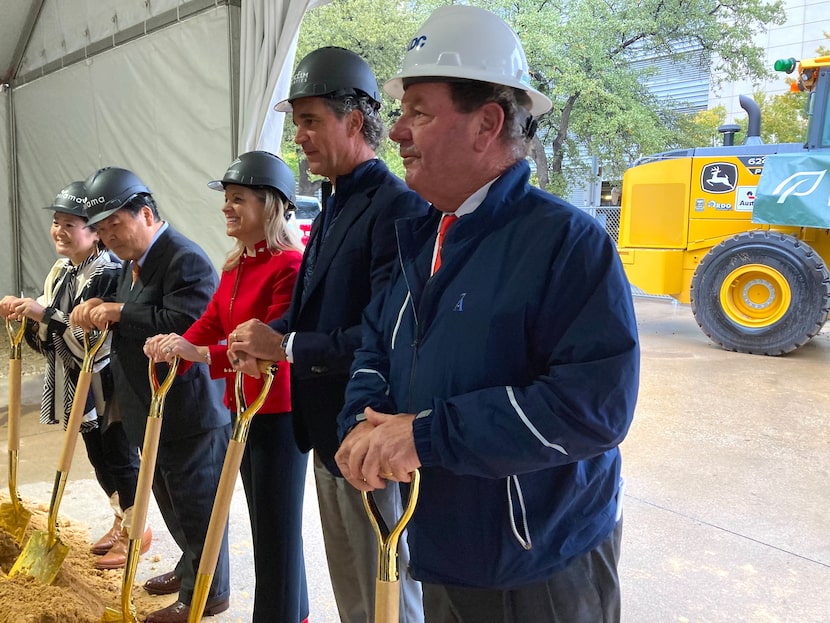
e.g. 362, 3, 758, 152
753, 152, 830, 228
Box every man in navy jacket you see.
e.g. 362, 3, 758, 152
228, 47, 428, 623
335, 6, 639, 622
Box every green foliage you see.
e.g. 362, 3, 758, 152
280, 0, 436, 190
473, 0, 785, 192
754, 89, 808, 144
674, 106, 727, 149
281, 0, 787, 195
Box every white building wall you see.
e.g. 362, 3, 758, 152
710, 0, 830, 122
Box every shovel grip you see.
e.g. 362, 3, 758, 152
8, 358, 21, 452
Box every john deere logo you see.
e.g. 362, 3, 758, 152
701, 163, 738, 194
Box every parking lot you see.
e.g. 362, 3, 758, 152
2, 296, 829, 622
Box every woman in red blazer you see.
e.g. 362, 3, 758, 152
145, 151, 308, 623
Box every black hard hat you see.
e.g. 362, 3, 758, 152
274, 46, 381, 112
208, 151, 296, 203
45, 181, 87, 219
83, 167, 152, 226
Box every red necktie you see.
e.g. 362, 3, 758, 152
131, 261, 140, 288
432, 214, 458, 275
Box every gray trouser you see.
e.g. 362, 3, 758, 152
422, 518, 623, 623
314, 453, 424, 623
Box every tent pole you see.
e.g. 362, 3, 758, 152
7, 85, 21, 295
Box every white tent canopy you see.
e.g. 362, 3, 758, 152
0, 0, 322, 298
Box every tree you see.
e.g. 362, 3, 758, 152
477, 0, 785, 191
674, 106, 727, 149
285, 0, 786, 195
754, 89, 808, 144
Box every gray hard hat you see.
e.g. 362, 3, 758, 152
274, 46, 381, 112
208, 151, 296, 204
45, 181, 88, 219
83, 167, 152, 226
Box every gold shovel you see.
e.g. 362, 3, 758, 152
9, 326, 109, 584
188, 360, 278, 623
102, 356, 179, 623
0, 318, 32, 544
364, 469, 420, 623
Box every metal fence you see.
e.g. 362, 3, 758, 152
579, 206, 670, 299
578, 206, 621, 243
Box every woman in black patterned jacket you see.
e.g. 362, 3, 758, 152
0, 180, 149, 569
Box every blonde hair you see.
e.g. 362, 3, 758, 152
222, 187, 304, 272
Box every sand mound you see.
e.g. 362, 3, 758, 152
0, 493, 172, 623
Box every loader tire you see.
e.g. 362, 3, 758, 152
690, 231, 830, 355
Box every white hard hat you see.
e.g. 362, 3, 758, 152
383, 5, 552, 116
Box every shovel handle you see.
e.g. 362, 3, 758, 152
6, 319, 25, 452
189, 361, 276, 623
8, 358, 21, 453
56, 327, 109, 473
130, 416, 161, 539
231, 360, 277, 443
57, 370, 92, 473
363, 469, 421, 623
374, 579, 401, 623
130, 357, 180, 537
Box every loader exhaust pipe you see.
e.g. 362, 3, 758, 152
739, 95, 763, 145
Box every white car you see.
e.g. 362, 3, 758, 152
288, 195, 321, 246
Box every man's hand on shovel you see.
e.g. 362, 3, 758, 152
336, 407, 420, 491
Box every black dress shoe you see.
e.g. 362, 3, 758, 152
143, 570, 182, 595
143, 598, 230, 623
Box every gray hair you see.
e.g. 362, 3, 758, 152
324, 94, 386, 150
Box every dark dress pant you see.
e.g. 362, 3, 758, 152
422, 518, 623, 623
240, 412, 309, 623
152, 423, 232, 606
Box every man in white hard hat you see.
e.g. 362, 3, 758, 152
335, 6, 639, 622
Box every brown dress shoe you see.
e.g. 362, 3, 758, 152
94, 526, 152, 570
91, 515, 122, 555
143, 598, 229, 623
143, 570, 183, 595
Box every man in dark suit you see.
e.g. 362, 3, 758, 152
71, 167, 231, 623
229, 47, 429, 623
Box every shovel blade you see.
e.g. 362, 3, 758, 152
101, 606, 138, 623
0, 502, 32, 545
8, 529, 69, 584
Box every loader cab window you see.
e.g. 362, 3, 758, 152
806, 67, 830, 149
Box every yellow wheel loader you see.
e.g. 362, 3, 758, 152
617, 54, 830, 355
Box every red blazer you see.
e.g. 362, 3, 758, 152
184, 241, 302, 414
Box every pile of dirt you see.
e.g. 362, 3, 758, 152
0, 493, 171, 623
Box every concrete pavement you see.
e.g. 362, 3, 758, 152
1, 296, 828, 622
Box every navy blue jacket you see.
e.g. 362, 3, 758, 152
271, 159, 429, 471
338, 161, 639, 589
